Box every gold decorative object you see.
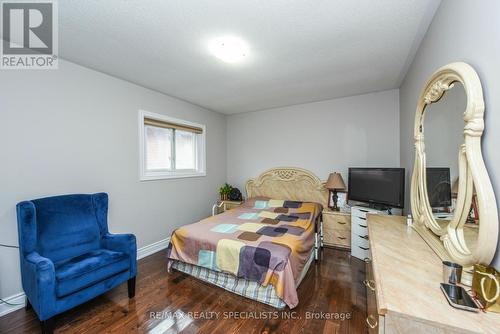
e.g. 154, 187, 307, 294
472, 264, 500, 313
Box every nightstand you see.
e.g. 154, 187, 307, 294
216, 200, 243, 214
322, 209, 351, 249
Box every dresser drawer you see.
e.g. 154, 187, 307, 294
333, 214, 351, 231
324, 230, 351, 248
366, 257, 374, 281
353, 233, 369, 248
322, 211, 351, 249
323, 212, 351, 231
351, 243, 370, 260
352, 218, 369, 236
367, 290, 384, 333
351, 207, 371, 260
352, 212, 369, 222
352, 206, 377, 218
365, 259, 384, 333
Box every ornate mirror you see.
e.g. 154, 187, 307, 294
411, 62, 498, 267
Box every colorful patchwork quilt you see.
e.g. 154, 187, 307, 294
166, 197, 322, 309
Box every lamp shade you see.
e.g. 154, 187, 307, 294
326, 172, 346, 190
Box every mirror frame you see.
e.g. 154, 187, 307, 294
411, 62, 498, 266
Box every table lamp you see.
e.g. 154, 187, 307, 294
326, 172, 346, 211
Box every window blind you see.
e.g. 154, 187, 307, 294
144, 117, 203, 134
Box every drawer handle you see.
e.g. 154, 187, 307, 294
359, 246, 369, 250
363, 279, 376, 291
359, 235, 369, 240
358, 217, 367, 220
336, 221, 347, 225
366, 315, 378, 329
358, 224, 367, 228
338, 236, 347, 240
359, 209, 369, 213
364, 257, 371, 263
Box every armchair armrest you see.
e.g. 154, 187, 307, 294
25, 252, 55, 273
21, 252, 56, 320
102, 233, 137, 277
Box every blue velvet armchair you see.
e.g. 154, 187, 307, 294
16, 193, 137, 334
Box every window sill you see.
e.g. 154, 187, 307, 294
140, 171, 206, 181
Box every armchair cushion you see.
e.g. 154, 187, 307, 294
32, 195, 102, 262
54, 249, 130, 298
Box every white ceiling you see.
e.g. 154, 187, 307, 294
59, 0, 440, 114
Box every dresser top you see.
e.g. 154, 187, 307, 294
368, 214, 500, 333
322, 209, 350, 216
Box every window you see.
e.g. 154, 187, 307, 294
139, 110, 206, 180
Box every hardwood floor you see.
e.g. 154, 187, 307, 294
0, 248, 367, 334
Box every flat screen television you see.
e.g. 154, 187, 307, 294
426, 167, 451, 208
348, 168, 405, 209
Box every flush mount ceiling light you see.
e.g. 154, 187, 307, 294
208, 36, 249, 64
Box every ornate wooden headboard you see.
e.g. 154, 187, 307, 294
245, 167, 329, 208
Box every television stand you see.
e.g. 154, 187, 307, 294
357, 203, 397, 215
350, 205, 403, 260
367, 203, 392, 213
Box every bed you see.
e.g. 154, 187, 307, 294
166, 167, 329, 309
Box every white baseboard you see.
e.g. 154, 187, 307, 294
137, 237, 170, 260
0, 237, 170, 318
0, 292, 26, 317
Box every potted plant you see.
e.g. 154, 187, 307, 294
219, 183, 233, 201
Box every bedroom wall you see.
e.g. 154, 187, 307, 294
399, 0, 500, 269
0, 60, 226, 303
226, 89, 400, 193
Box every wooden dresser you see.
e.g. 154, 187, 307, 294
366, 214, 500, 333
322, 210, 351, 249
351, 206, 403, 261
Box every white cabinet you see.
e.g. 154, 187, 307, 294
351, 206, 402, 260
